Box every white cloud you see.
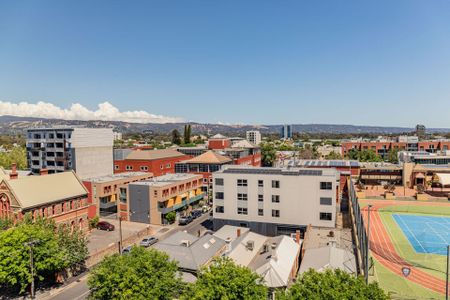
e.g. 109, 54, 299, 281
0, 101, 184, 123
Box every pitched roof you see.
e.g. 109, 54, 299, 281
183, 150, 232, 164
210, 134, 227, 139
6, 171, 88, 210
153, 231, 226, 271
299, 245, 357, 274
231, 140, 256, 149
125, 149, 185, 160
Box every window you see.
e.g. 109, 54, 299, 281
126, 165, 133, 171
320, 212, 332, 221
320, 182, 332, 190
215, 192, 224, 200
258, 194, 264, 202
160, 164, 163, 169
258, 180, 264, 187
320, 197, 333, 206
166, 163, 171, 168
215, 178, 224, 186
140, 166, 148, 171
115, 165, 119, 170
272, 180, 280, 188
237, 193, 248, 201
258, 209, 264, 216
237, 179, 248, 187
272, 209, 280, 218
272, 195, 280, 203
237, 207, 248, 215
215, 206, 224, 213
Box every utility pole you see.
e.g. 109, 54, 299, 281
24, 239, 40, 299
446, 244, 449, 300
119, 216, 123, 254
365, 204, 372, 284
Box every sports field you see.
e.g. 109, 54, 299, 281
359, 199, 450, 299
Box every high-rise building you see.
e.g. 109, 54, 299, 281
280, 125, 292, 139
246, 130, 262, 145
26, 127, 114, 179
415, 124, 426, 138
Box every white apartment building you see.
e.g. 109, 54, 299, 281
246, 130, 262, 145
26, 127, 114, 179
213, 165, 338, 236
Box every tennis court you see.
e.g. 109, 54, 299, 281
393, 214, 450, 256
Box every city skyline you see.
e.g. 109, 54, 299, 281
1, 1, 450, 126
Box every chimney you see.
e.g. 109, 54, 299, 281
237, 228, 241, 238
295, 230, 301, 244
9, 163, 18, 180
40, 169, 48, 176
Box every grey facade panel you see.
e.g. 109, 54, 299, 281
213, 218, 306, 237
129, 185, 150, 224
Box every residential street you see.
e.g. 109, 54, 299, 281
39, 212, 212, 300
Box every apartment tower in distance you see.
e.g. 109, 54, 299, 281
280, 124, 292, 140
246, 130, 262, 145
26, 127, 114, 179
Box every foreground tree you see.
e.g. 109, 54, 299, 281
0, 216, 87, 294
261, 142, 277, 166
88, 247, 185, 299
184, 257, 267, 300
277, 269, 389, 300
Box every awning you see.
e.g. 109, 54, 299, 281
435, 173, 450, 186
415, 173, 425, 179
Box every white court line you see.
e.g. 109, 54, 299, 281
424, 221, 447, 244
394, 215, 427, 253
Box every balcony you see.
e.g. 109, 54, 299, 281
158, 193, 205, 214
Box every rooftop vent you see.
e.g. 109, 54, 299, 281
180, 240, 191, 247
246, 240, 254, 251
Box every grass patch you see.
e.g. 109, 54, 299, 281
370, 257, 444, 300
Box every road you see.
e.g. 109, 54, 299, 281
41, 213, 212, 300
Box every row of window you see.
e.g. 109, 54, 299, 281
216, 178, 333, 190
215, 192, 332, 206
118, 163, 172, 171
215, 206, 332, 221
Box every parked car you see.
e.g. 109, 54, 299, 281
122, 245, 133, 254
140, 236, 158, 247
191, 210, 202, 219
179, 215, 193, 225
97, 221, 115, 231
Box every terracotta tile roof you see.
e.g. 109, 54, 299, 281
183, 150, 232, 164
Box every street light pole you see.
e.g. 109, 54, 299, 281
119, 216, 123, 254
24, 239, 39, 299
365, 204, 372, 284
446, 244, 449, 300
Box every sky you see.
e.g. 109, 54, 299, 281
0, 1, 450, 127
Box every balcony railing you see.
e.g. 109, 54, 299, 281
158, 193, 205, 214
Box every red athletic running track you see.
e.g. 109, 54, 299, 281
360, 200, 449, 295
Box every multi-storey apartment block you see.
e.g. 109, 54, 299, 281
26, 127, 113, 179
128, 173, 205, 225
213, 166, 338, 236
246, 130, 262, 145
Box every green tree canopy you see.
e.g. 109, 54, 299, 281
184, 257, 268, 300
346, 149, 383, 162
325, 151, 342, 160
277, 269, 389, 300
0, 216, 87, 294
261, 142, 277, 167
386, 148, 399, 164
88, 247, 185, 300
0, 147, 27, 170
171, 129, 182, 145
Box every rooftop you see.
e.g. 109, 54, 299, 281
218, 165, 338, 177
83, 172, 152, 183
181, 150, 232, 165
130, 173, 200, 187
296, 160, 360, 168
125, 149, 186, 160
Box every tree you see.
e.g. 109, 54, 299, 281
0, 215, 88, 295
165, 211, 176, 224
184, 257, 267, 300
0, 147, 27, 170
386, 148, 399, 164
277, 269, 389, 300
171, 129, 182, 145
261, 142, 276, 167
346, 149, 382, 162
88, 247, 185, 299
183, 125, 192, 145
325, 151, 342, 160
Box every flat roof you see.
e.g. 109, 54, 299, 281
218, 165, 337, 177
83, 172, 152, 183
130, 173, 201, 187
297, 160, 360, 168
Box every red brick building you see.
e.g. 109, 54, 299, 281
0, 166, 90, 231
114, 149, 190, 176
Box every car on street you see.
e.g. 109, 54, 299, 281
140, 236, 158, 247
179, 215, 193, 225
191, 210, 202, 219
97, 221, 115, 231
122, 245, 133, 254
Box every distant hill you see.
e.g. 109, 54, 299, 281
0, 115, 448, 135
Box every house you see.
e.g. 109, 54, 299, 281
214, 225, 301, 288
0, 164, 90, 231
153, 231, 227, 276
299, 244, 357, 274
